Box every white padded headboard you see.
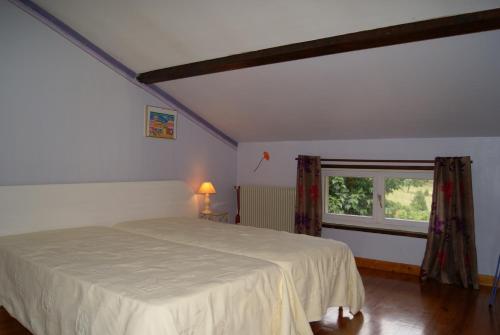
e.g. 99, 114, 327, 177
0, 180, 198, 236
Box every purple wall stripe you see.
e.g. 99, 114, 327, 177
9, 0, 238, 148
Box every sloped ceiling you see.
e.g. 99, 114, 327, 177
34, 0, 500, 142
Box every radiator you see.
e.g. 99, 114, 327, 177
239, 185, 296, 233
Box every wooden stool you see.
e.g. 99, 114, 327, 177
489, 254, 500, 306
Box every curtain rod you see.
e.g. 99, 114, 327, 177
294, 158, 434, 163
294, 158, 473, 164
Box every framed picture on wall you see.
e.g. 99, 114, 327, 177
145, 105, 177, 139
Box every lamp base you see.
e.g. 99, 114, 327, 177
202, 194, 212, 214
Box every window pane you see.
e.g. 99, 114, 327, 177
327, 176, 373, 216
384, 178, 433, 222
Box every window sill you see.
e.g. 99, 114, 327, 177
322, 222, 428, 239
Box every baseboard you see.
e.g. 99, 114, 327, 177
478, 274, 494, 287
354, 257, 494, 287
355, 257, 421, 276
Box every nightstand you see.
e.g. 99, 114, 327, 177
199, 211, 229, 223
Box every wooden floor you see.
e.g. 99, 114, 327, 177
1, 268, 498, 335
311, 268, 499, 335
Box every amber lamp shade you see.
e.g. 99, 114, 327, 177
197, 182, 216, 214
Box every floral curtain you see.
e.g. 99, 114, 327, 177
295, 155, 322, 236
421, 156, 479, 289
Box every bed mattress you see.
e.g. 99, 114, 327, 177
0, 226, 311, 335
114, 217, 365, 321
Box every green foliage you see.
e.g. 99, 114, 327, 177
411, 191, 428, 211
328, 176, 432, 222
384, 179, 431, 221
385, 198, 429, 221
384, 178, 405, 193
328, 176, 373, 216
403, 178, 426, 191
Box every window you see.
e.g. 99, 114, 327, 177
323, 169, 433, 233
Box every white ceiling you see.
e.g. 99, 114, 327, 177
161, 30, 500, 141
35, 0, 500, 142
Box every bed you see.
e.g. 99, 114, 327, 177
114, 217, 365, 321
0, 180, 363, 334
0, 226, 311, 335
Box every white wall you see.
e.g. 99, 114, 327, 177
237, 138, 500, 275
0, 1, 236, 217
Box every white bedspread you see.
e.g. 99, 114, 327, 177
0, 227, 312, 335
114, 218, 365, 320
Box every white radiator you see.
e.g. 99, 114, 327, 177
239, 185, 296, 233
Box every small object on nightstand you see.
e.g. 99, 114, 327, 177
199, 211, 229, 223
197, 181, 216, 214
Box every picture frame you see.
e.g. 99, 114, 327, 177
145, 105, 177, 139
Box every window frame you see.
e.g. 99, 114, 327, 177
322, 168, 433, 233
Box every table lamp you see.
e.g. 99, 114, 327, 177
198, 182, 216, 214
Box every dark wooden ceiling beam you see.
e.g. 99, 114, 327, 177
137, 8, 500, 84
